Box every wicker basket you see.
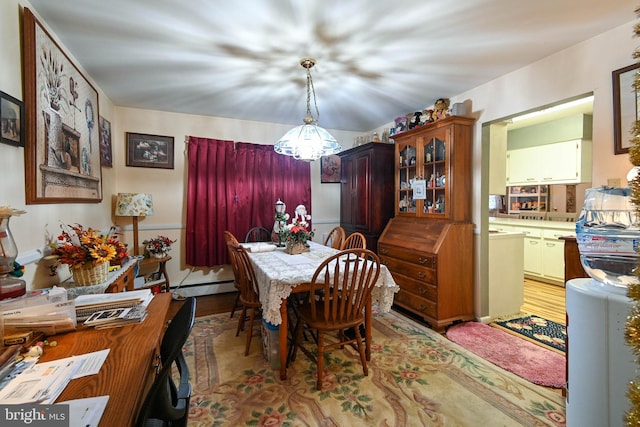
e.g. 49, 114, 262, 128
284, 241, 309, 255
71, 262, 109, 286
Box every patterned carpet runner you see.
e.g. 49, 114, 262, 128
492, 315, 566, 354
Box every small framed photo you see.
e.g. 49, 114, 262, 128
99, 116, 113, 167
613, 63, 640, 155
411, 179, 426, 199
126, 132, 174, 169
320, 154, 341, 183
0, 91, 24, 147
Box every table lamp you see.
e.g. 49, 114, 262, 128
115, 193, 154, 256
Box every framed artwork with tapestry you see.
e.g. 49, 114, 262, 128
320, 154, 341, 183
22, 8, 102, 204
126, 132, 175, 169
613, 63, 640, 155
99, 116, 113, 168
0, 91, 24, 147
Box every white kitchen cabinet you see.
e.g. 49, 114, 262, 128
521, 228, 543, 276
506, 146, 539, 184
506, 139, 592, 186
542, 234, 565, 281
491, 217, 574, 285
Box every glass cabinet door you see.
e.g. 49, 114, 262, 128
397, 141, 418, 213
420, 129, 449, 217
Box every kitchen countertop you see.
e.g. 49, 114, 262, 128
489, 216, 576, 233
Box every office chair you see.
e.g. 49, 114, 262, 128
135, 297, 196, 427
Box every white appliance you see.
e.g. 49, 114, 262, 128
566, 278, 637, 427
488, 231, 524, 319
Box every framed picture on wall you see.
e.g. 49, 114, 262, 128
613, 63, 640, 155
22, 8, 102, 203
99, 116, 113, 167
126, 132, 175, 169
320, 154, 341, 183
0, 91, 24, 147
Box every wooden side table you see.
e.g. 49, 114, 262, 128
133, 256, 172, 292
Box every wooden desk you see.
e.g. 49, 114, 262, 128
38, 293, 171, 427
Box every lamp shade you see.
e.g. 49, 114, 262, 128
274, 123, 341, 161
115, 193, 154, 217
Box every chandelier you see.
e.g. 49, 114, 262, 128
274, 58, 341, 161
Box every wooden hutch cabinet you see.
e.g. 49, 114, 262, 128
339, 142, 395, 252
378, 116, 475, 331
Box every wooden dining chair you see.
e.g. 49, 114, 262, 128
244, 226, 272, 243
229, 244, 262, 356
224, 231, 243, 319
324, 226, 345, 249
290, 248, 381, 390
340, 232, 366, 250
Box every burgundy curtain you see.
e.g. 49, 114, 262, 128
185, 136, 311, 266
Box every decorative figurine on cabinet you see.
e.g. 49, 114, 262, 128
420, 109, 434, 126
394, 116, 408, 134
433, 98, 450, 121
408, 111, 422, 129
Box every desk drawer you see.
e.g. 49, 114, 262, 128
379, 245, 436, 268
380, 256, 436, 285
394, 289, 436, 318
392, 274, 437, 301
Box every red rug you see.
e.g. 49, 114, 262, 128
446, 321, 566, 389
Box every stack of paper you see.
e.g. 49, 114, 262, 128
83, 305, 148, 329
74, 289, 152, 322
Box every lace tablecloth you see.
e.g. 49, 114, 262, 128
247, 241, 399, 325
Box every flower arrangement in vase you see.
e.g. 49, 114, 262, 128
143, 235, 176, 258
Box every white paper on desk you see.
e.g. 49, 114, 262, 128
58, 395, 109, 427
0, 357, 84, 404
72, 349, 110, 379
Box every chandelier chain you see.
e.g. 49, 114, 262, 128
306, 66, 320, 124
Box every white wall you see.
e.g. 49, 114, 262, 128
1, 0, 638, 313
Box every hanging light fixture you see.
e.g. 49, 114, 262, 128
274, 58, 341, 161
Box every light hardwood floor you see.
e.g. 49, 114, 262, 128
520, 278, 566, 325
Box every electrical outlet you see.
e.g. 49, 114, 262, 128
607, 178, 621, 188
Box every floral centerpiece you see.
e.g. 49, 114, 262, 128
281, 204, 314, 254
143, 235, 176, 258
51, 224, 128, 286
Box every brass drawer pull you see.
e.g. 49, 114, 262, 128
418, 287, 427, 295
418, 257, 429, 265
417, 272, 426, 279
380, 248, 388, 255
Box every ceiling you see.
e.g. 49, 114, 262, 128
27, 0, 635, 133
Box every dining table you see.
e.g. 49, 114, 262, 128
243, 240, 399, 380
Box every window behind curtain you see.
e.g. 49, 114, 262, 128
185, 136, 311, 266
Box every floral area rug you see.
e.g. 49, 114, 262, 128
184, 310, 565, 426
492, 315, 566, 354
